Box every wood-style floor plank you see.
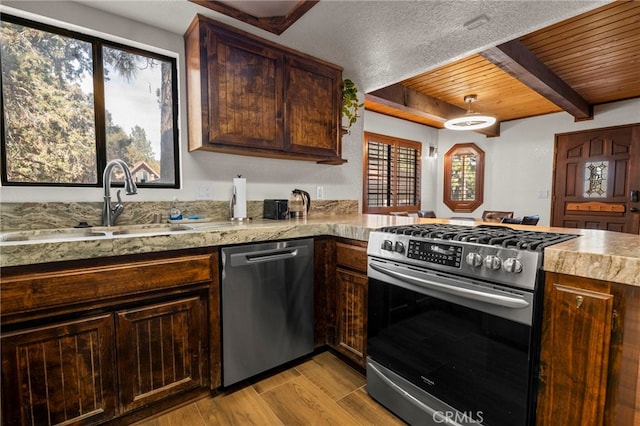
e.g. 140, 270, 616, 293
134, 351, 405, 425
296, 351, 366, 401
338, 387, 406, 426
135, 403, 206, 426
196, 386, 284, 425
260, 375, 360, 425
252, 366, 302, 394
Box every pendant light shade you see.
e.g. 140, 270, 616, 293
444, 95, 496, 131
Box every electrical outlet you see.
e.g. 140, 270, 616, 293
316, 186, 324, 199
195, 183, 214, 200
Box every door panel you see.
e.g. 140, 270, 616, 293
1, 315, 118, 425
552, 124, 640, 234
116, 296, 206, 412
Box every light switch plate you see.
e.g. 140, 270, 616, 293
316, 186, 324, 199
537, 190, 550, 199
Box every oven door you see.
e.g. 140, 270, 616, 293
367, 257, 540, 426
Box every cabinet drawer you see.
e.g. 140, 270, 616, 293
1, 254, 213, 317
336, 241, 367, 273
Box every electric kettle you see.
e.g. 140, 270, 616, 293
289, 189, 311, 219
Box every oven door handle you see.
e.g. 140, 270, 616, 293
369, 263, 530, 309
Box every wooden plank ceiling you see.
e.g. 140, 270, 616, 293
365, 1, 640, 136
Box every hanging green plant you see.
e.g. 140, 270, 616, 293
341, 78, 364, 133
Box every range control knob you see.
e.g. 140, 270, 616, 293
381, 240, 394, 251
465, 252, 483, 267
484, 255, 502, 271
394, 241, 405, 254
503, 258, 523, 273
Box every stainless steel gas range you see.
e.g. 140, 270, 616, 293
365, 224, 579, 426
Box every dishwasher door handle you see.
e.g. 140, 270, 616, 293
230, 245, 309, 266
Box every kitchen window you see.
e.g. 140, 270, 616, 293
443, 143, 484, 212
363, 132, 421, 214
0, 14, 179, 188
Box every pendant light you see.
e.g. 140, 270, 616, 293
444, 95, 496, 130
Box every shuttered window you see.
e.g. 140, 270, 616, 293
363, 132, 421, 214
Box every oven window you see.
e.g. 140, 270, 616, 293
368, 278, 535, 426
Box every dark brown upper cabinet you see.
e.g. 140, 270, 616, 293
185, 15, 345, 164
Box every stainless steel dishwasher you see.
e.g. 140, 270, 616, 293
220, 238, 314, 386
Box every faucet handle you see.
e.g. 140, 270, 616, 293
112, 203, 124, 221
109, 190, 125, 225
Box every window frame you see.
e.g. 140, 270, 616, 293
362, 131, 422, 214
0, 13, 180, 188
443, 142, 485, 212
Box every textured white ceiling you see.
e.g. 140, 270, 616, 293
60, 1, 611, 92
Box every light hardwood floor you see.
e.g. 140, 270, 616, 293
135, 351, 405, 425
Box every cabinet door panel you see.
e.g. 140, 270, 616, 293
116, 296, 206, 412
1, 315, 117, 426
207, 29, 283, 149
285, 56, 341, 158
336, 268, 367, 367
538, 278, 614, 426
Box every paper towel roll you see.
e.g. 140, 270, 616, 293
232, 177, 247, 219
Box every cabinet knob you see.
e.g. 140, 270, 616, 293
575, 295, 584, 309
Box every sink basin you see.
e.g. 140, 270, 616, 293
0, 224, 193, 243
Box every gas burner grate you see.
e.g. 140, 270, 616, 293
378, 224, 578, 252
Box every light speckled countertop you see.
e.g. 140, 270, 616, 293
1, 215, 638, 287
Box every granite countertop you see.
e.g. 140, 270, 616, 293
1, 214, 638, 287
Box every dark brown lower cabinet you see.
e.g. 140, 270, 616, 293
336, 267, 368, 366
537, 276, 613, 425
0, 249, 215, 426
537, 272, 640, 426
1, 315, 118, 425
117, 296, 207, 412
334, 239, 368, 368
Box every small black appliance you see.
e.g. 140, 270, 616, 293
263, 199, 289, 220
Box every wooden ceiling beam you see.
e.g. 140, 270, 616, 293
189, 0, 318, 35
480, 39, 593, 120
366, 84, 500, 137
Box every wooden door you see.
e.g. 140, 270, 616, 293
1, 315, 118, 426
284, 55, 341, 159
552, 124, 640, 233
116, 295, 207, 412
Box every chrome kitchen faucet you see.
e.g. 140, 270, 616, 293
102, 159, 137, 226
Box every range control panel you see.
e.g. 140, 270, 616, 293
367, 231, 544, 290
407, 240, 463, 267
